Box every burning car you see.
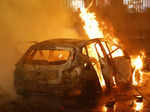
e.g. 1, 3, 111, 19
14, 38, 132, 97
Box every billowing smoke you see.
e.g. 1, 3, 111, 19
0, 0, 80, 96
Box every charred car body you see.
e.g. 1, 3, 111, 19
14, 38, 132, 96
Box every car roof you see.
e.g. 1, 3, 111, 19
30, 38, 104, 50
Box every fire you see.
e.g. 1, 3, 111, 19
72, 1, 124, 89
131, 56, 143, 70
79, 7, 106, 89
79, 8, 104, 39
112, 76, 117, 88
87, 44, 106, 89
134, 102, 143, 111
133, 97, 144, 112
92, 61, 106, 89
131, 53, 144, 86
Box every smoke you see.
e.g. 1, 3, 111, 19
0, 0, 80, 96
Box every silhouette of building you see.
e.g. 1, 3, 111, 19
123, 0, 150, 12
65, 0, 100, 10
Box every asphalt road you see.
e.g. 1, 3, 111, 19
1, 72, 150, 112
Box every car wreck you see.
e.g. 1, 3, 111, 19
14, 38, 132, 97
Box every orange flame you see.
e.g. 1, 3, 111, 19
112, 76, 117, 88
72, 1, 124, 89
79, 8, 104, 39
92, 60, 106, 89
133, 98, 143, 111
87, 44, 106, 90
79, 7, 106, 89
134, 102, 143, 111
131, 52, 145, 86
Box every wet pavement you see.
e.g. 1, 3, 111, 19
1, 72, 150, 112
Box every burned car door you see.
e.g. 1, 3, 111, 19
100, 41, 132, 85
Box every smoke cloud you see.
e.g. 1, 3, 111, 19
0, 0, 80, 96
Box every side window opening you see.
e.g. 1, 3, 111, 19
82, 43, 100, 65
101, 42, 110, 56
86, 43, 99, 62
111, 46, 124, 58
25, 49, 71, 65
95, 43, 107, 66
105, 42, 124, 58
82, 42, 105, 63
100, 41, 124, 58
95, 43, 104, 58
